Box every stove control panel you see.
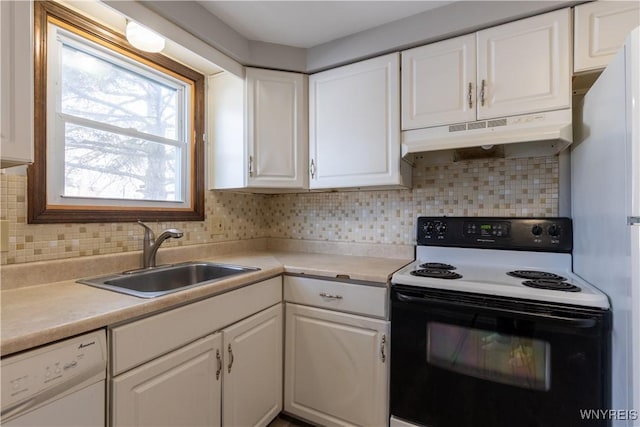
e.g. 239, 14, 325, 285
464, 221, 510, 238
417, 217, 572, 252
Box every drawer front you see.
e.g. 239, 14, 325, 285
111, 276, 282, 375
284, 276, 387, 318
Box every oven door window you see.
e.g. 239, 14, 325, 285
427, 322, 550, 391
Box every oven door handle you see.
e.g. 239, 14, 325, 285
394, 292, 597, 328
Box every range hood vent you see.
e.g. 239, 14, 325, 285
402, 109, 573, 159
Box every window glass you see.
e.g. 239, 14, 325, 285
62, 123, 181, 201
60, 42, 180, 140
53, 28, 186, 203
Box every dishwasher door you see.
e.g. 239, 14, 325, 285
3, 380, 105, 427
1, 330, 107, 427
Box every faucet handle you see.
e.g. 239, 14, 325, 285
137, 220, 155, 241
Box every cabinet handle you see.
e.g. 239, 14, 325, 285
227, 344, 234, 373
249, 155, 254, 177
216, 349, 222, 380
480, 79, 486, 107
468, 82, 473, 108
319, 292, 343, 300
381, 334, 387, 363
310, 159, 316, 179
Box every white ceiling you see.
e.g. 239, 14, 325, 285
197, 1, 454, 48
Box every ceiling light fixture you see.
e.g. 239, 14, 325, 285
125, 20, 165, 53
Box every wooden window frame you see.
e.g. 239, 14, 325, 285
28, 0, 205, 223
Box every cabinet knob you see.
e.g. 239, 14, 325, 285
468, 82, 473, 109
310, 159, 316, 179
480, 79, 486, 107
380, 335, 386, 363
249, 155, 254, 177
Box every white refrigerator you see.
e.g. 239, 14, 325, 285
572, 27, 640, 426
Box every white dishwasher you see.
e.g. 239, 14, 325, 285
1, 330, 107, 426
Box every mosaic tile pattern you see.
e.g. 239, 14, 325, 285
268, 155, 558, 245
0, 155, 559, 265
0, 170, 269, 265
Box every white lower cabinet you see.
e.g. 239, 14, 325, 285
112, 333, 223, 427
222, 304, 283, 427
110, 277, 283, 427
284, 303, 389, 427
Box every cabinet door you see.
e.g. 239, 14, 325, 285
401, 34, 476, 129
112, 333, 222, 427
0, 0, 33, 168
223, 304, 283, 427
246, 68, 308, 189
309, 53, 401, 189
207, 72, 245, 190
574, 1, 640, 73
284, 303, 389, 427
477, 8, 571, 120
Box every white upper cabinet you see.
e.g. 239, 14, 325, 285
208, 68, 308, 191
401, 8, 571, 129
402, 34, 477, 129
476, 8, 571, 120
309, 53, 410, 189
0, 0, 33, 168
574, 1, 640, 73
246, 68, 308, 188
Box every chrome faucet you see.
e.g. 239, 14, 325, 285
137, 221, 184, 268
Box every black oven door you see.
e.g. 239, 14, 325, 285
390, 285, 612, 427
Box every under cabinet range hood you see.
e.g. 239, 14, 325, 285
401, 109, 573, 159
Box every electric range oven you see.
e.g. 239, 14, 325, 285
390, 217, 612, 427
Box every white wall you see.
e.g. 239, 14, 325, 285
135, 0, 578, 73
306, 1, 577, 72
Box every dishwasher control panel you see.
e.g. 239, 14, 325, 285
1, 330, 107, 413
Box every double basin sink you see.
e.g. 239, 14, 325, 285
79, 262, 260, 298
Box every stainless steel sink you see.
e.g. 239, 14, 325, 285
78, 262, 260, 298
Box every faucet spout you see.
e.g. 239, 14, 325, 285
137, 221, 183, 268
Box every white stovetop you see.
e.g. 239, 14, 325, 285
392, 247, 610, 309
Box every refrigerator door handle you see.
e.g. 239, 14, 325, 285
628, 216, 640, 225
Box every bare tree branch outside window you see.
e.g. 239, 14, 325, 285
60, 42, 182, 202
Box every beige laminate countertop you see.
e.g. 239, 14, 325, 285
1, 251, 411, 357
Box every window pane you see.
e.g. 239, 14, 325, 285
63, 123, 182, 201
61, 43, 179, 140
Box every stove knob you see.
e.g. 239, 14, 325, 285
548, 224, 560, 237
531, 225, 543, 236
435, 222, 447, 234
425, 223, 434, 234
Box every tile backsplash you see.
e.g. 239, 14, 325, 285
0, 171, 269, 265
268, 155, 558, 244
0, 155, 558, 265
